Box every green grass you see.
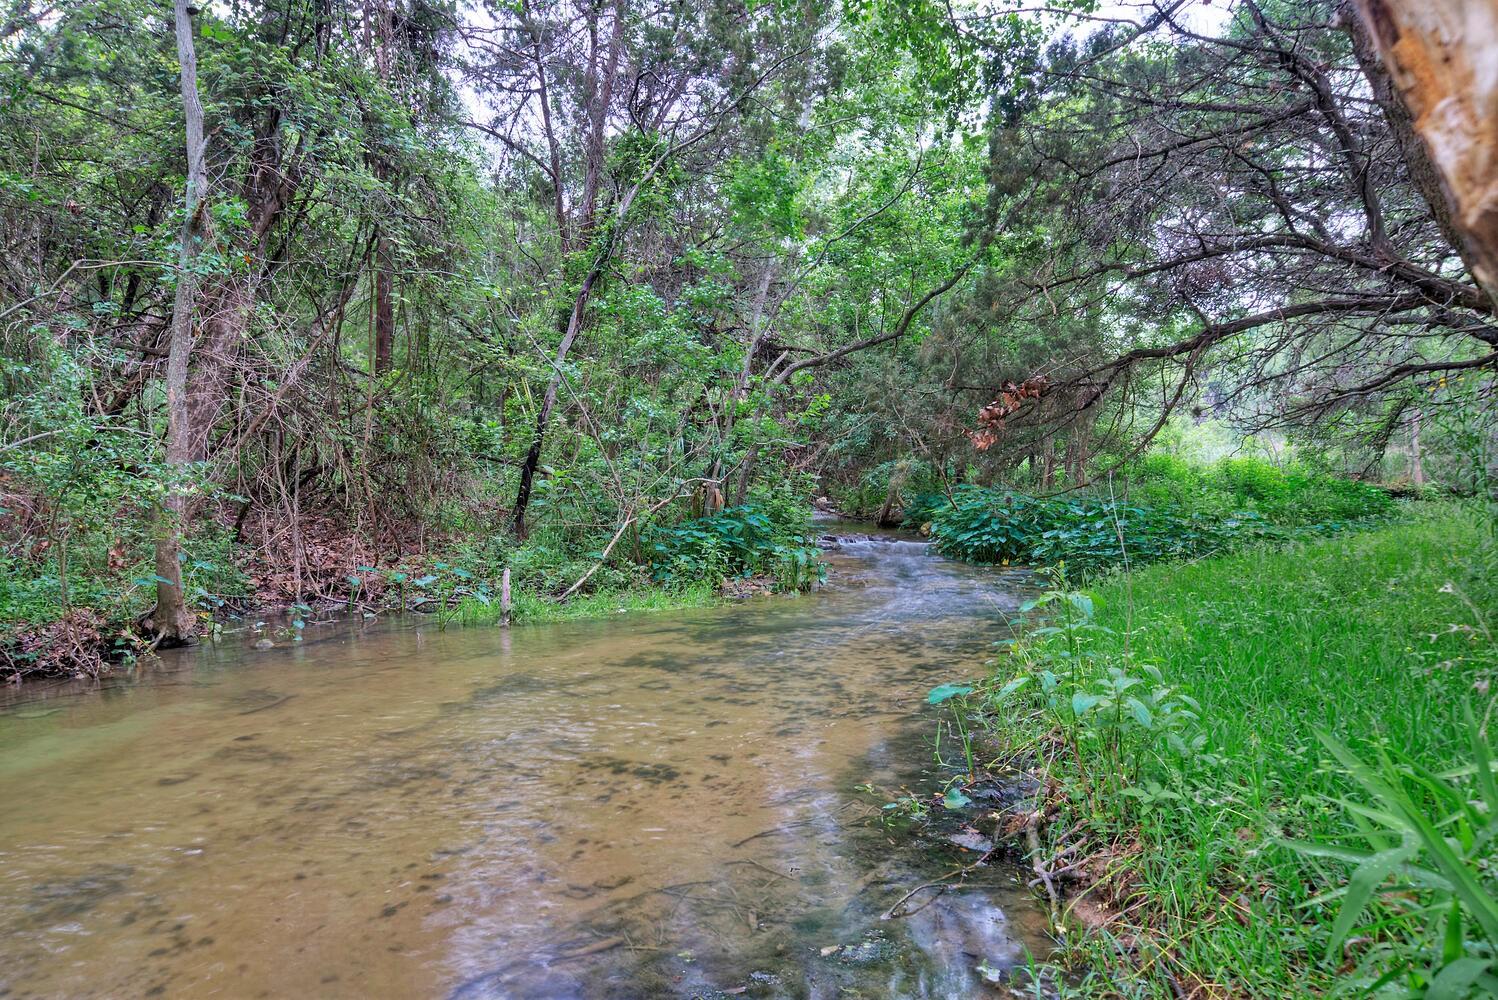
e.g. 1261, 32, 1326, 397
961, 505, 1496, 997
449, 579, 722, 627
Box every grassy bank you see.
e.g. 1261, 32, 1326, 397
450, 579, 723, 627
935, 507, 1496, 996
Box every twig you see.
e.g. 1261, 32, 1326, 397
724, 858, 793, 881
730, 820, 814, 848
881, 847, 997, 920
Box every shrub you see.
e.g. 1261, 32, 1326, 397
648, 504, 823, 590
923, 485, 1281, 575
901, 489, 956, 528
923, 457, 1396, 577
1123, 454, 1396, 525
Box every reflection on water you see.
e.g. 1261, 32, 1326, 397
0, 529, 1050, 998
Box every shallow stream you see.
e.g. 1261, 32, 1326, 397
0, 529, 1050, 998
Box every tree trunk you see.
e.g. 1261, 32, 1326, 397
511, 268, 602, 538
183, 278, 252, 460
727, 266, 776, 506
373, 237, 394, 375
154, 0, 207, 645
1348, 0, 1498, 301
509, 2, 623, 539
1410, 408, 1425, 487
369, 6, 396, 376
1063, 424, 1091, 486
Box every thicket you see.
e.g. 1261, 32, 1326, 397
647, 501, 825, 593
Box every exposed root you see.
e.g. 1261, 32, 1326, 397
1023, 810, 1062, 927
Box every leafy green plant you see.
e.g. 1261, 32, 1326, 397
921, 460, 1396, 578
929, 681, 979, 784
1283, 705, 1498, 997
901, 489, 955, 528
648, 504, 822, 591
982, 570, 1205, 813
770, 542, 827, 592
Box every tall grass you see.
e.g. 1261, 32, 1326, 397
956, 507, 1495, 996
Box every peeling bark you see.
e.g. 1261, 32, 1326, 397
1349, 0, 1498, 299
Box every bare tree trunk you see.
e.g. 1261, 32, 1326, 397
1348, 0, 1498, 301
875, 467, 905, 527
154, 0, 207, 645
373, 238, 394, 374
728, 266, 776, 506
1410, 408, 1425, 487
369, 3, 396, 376
1063, 423, 1091, 486
509, 1, 623, 539
511, 266, 605, 538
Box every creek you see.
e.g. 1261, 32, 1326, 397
0, 527, 1051, 998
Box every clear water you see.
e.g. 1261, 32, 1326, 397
0, 530, 1049, 998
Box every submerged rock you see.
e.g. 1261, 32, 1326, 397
824, 931, 897, 967
944, 831, 994, 854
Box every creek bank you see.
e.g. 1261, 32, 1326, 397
3, 575, 742, 684
912, 509, 1494, 995
4, 519, 837, 682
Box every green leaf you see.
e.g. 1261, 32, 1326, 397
1071, 691, 1100, 716
994, 676, 1029, 700
1067, 592, 1094, 619
942, 787, 972, 810
1442, 899, 1463, 966
1325, 840, 1418, 960
1428, 957, 1491, 1000
927, 683, 973, 705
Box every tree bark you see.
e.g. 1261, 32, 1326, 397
1347, 0, 1498, 301
373, 237, 395, 374
506, 1, 617, 538
1410, 408, 1425, 487
509, 1, 624, 539
727, 266, 776, 506
154, 0, 208, 644
511, 267, 602, 538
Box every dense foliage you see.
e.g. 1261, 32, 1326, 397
1, 1, 1496, 995
648, 503, 824, 592
913, 457, 1397, 575
3, 0, 1493, 681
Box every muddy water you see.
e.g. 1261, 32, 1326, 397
0, 531, 1049, 999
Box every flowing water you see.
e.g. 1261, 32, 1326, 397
0, 529, 1050, 999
